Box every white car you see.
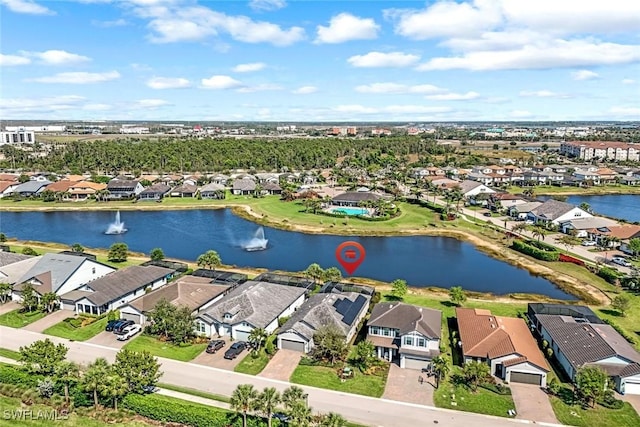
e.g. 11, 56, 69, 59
581, 241, 597, 246
612, 257, 632, 268
117, 324, 142, 341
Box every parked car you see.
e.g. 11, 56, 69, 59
105, 320, 119, 331
107, 319, 127, 332
142, 385, 158, 394
612, 256, 632, 267
113, 320, 134, 334
524, 220, 534, 225
581, 240, 597, 246
483, 212, 492, 217
206, 339, 225, 354
224, 341, 247, 360
117, 324, 142, 341
272, 413, 290, 423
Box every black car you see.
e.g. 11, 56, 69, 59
223, 341, 247, 359
114, 320, 134, 334
107, 319, 127, 332
272, 413, 290, 423
105, 320, 119, 332
206, 339, 225, 354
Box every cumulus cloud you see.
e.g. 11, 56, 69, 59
29, 71, 121, 84
200, 75, 243, 89
146, 76, 191, 89
0, 0, 54, 15
20, 50, 91, 65
348, 52, 420, 68
572, 70, 599, 81
292, 86, 318, 94
232, 62, 266, 72
0, 53, 30, 66
236, 83, 282, 93
519, 90, 573, 99
333, 104, 451, 115
355, 82, 445, 94
425, 91, 481, 101
131, 99, 171, 109
315, 13, 379, 44
249, 0, 286, 12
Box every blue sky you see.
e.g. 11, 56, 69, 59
1, 0, 639, 121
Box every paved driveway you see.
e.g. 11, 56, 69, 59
0, 301, 19, 316
87, 331, 129, 349
191, 339, 249, 370
620, 393, 640, 414
23, 310, 70, 333
510, 383, 558, 424
259, 349, 301, 381
382, 364, 434, 406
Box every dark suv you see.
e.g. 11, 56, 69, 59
114, 320, 134, 334
223, 341, 247, 359
105, 320, 119, 332
206, 340, 225, 354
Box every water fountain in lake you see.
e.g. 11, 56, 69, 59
105, 211, 127, 235
244, 227, 268, 251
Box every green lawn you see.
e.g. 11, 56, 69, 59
0, 348, 20, 360
506, 184, 640, 196
0, 309, 46, 328
43, 317, 108, 341
596, 292, 640, 351
234, 349, 271, 375
123, 335, 207, 362
550, 396, 640, 427
433, 383, 516, 418
6, 244, 145, 269
290, 363, 388, 398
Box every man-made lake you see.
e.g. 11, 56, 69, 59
0, 209, 573, 299
543, 194, 640, 223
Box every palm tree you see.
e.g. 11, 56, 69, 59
320, 412, 347, 427
82, 358, 110, 409
248, 328, 268, 353
101, 373, 129, 410
0, 282, 11, 304
40, 292, 60, 313
257, 387, 281, 427
231, 384, 258, 427
304, 263, 324, 285
54, 361, 80, 404
531, 228, 547, 242
511, 223, 528, 234
431, 356, 450, 389
288, 399, 312, 427
579, 202, 591, 214
282, 385, 307, 411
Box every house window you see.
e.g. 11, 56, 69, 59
370, 326, 380, 335
404, 336, 413, 346
224, 313, 232, 320
382, 328, 390, 337
417, 338, 426, 347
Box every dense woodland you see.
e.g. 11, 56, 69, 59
0, 136, 496, 174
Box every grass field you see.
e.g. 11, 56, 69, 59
123, 335, 207, 362
290, 363, 388, 398
234, 349, 271, 375
550, 395, 640, 427
43, 317, 108, 341
433, 382, 516, 418
0, 348, 20, 360
0, 309, 46, 328
506, 184, 640, 196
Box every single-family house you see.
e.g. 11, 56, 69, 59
11, 180, 52, 197
456, 307, 550, 386
458, 180, 495, 198
138, 183, 171, 201
255, 173, 280, 184
169, 183, 198, 198
508, 201, 542, 220
489, 193, 527, 210
262, 182, 282, 195
559, 217, 618, 238
43, 180, 78, 198
366, 302, 442, 370
106, 179, 144, 199
0, 256, 41, 286
0, 251, 33, 269
61, 265, 175, 315
209, 174, 229, 186
588, 224, 640, 253
277, 292, 370, 353
574, 169, 601, 185
200, 183, 226, 199
527, 199, 592, 226
232, 178, 256, 195
195, 280, 307, 340
67, 181, 107, 201
12, 253, 115, 303
331, 191, 381, 207
532, 305, 640, 394
0, 181, 19, 198
467, 172, 493, 186
119, 275, 230, 325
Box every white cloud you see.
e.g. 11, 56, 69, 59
20, 50, 91, 65
83, 103, 113, 111
609, 106, 640, 117
0, 0, 54, 15
519, 90, 572, 99
315, 13, 379, 44
249, 0, 286, 12
332, 104, 451, 115
236, 83, 282, 93
131, 99, 171, 109
622, 78, 636, 84
0, 95, 85, 116
232, 62, 266, 73
292, 86, 318, 94
92, 18, 128, 27
348, 52, 420, 68
29, 71, 121, 84
509, 110, 534, 118
572, 70, 599, 81
355, 82, 445, 94
146, 76, 190, 89
425, 91, 481, 101
201, 75, 243, 90
0, 53, 30, 66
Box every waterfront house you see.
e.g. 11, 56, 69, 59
67, 181, 107, 201
106, 179, 144, 199
195, 280, 306, 340
366, 302, 441, 370
527, 199, 592, 226
559, 217, 617, 238
456, 307, 549, 386
232, 178, 257, 195
138, 183, 171, 201
12, 180, 51, 197
209, 174, 229, 186
44, 180, 79, 198
169, 183, 198, 198
119, 275, 229, 325
62, 265, 175, 315
200, 183, 226, 199
262, 182, 282, 195
0, 181, 19, 198
331, 190, 381, 207
277, 292, 370, 353
588, 224, 640, 253
530, 304, 640, 394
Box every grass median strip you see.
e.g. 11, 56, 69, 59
0, 348, 20, 360
43, 317, 108, 341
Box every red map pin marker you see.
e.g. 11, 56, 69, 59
335, 241, 366, 276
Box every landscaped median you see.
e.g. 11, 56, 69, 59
433, 381, 515, 418
123, 334, 207, 362
234, 349, 271, 375
0, 308, 45, 328
43, 315, 108, 341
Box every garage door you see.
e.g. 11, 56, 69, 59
234, 330, 250, 342
624, 382, 640, 395
510, 372, 542, 385
120, 312, 142, 324
280, 339, 306, 352
403, 356, 429, 370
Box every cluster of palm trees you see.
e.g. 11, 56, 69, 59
231, 384, 346, 427
17, 282, 60, 314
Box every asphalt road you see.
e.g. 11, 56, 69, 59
0, 326, 558, 427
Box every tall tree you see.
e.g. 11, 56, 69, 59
82, 358, 110, 409
113, 349, 163, 394
431, 356, 450, 389
197, 250, 221, 270
390, 279, 408, 300
320, 413, 347, 427
19, 283, 39, 312
0, 282, 12, 304
575, 366, 609, 408
352, 340, 376, 372
54, 361, 80, 404
531, 228, 547, 242
449, 286, 467, 306
108, 242, 128, 262
150, 247, 165, 261
257, 387, 281, 427
168, 305, 196, 344
231, 384, 258, 427
71, 243, 84, 253
147, 298, 175, 338
282, 386, 308, 412
40, 292, 60, 313
304, 263, 324, 284
19, 338, 68, 376
310, 325, 348, 365
612, 294, 631, 316
628, 238, 640, 258
101, 372, 129, 410
462, 361, 490, 392
288, 399, 312, 427
322, 267, 342, 283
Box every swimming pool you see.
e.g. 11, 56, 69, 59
331, 207, 368, 216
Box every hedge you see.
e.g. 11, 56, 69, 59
598, 394, 624, 409
511, 239, 559, 261
0, 364, 42, 387
122, 393, 271, 427
597, 267, 622, 284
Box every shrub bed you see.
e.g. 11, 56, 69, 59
0, 364, 42, 388
598, 394, 624, 409
597, 267, 622, 284
511, 239, 559, 261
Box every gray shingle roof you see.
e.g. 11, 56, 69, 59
232, 179, 256, 191
107, 179, 139, 190
198, 281, 306, 329
82, 265, 175, 307
13, 181, 51, 194
16, 253, 91, 293
0, 251, 32, 268
368, 302, 441, 339
332, 191, 381, 202
530, 199, 580, 221
170, 183, 197, 194
0, 256, 41, 285
279, 292, 370, 341
458, 180, 484, 194
139, 183, 171, 195
128, 276, 229, 313
200, 183, 225, 192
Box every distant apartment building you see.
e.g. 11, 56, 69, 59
0, 130, 35, 145
5, 125, 66, 132
560, 141, 640, 162
328, 127, 357, 136
120, 125, 150, 134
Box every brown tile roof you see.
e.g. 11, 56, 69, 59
456, 308, 549, 371
64, 175, 86, 182
0, 181, 15, 193
368, 302, 441, 339
69, 181, 107, 191
503, 356, 527, 367
593, 224, 640, 240
45, 180, 79, 192
0, 174, 18, 182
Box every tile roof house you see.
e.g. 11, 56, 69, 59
44, 180, 79, 195
458, 180, 495, 197
67, 181, 107, 201
138, 183, 171, 201
195, 280, 307, 341
119, 275, 230, 325
63, 265, 175, 315
527, 199, 592, 226
277, 292, 370, 353
106, 179, 144, 199
331, 191, 382, 207
232, 178, 256, 195
534, 309, 640, 394
508, 201, 542, 220
169, 183, 198, 198
456, 307, 550, 386
366, 302, 442, 370
0, 181, 19, 198
200, 183, 226, 199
